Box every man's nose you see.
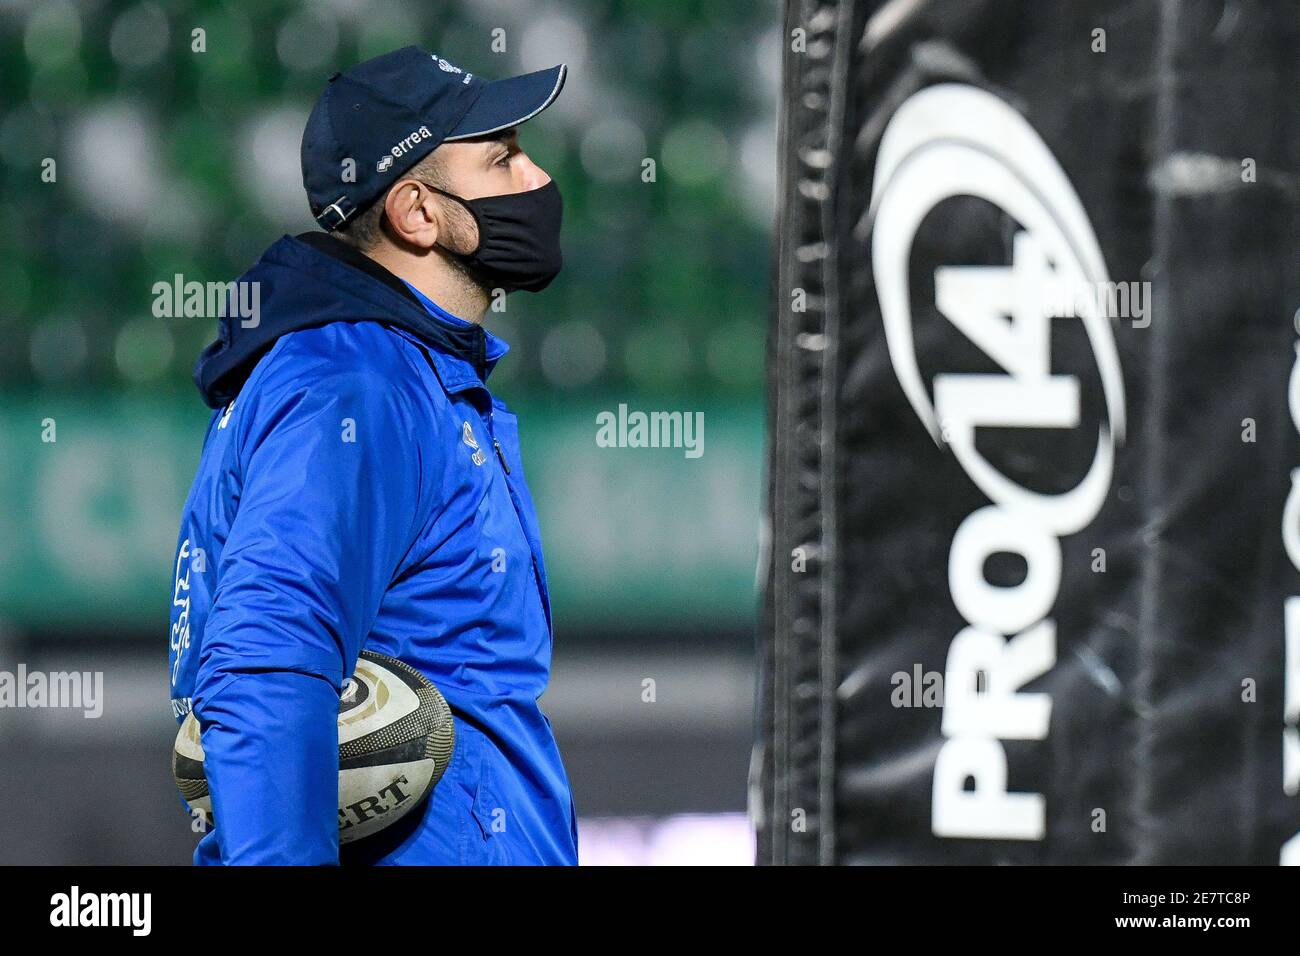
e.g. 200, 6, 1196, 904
516, 152, 551, 191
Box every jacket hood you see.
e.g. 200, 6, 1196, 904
193, 231, 501, 409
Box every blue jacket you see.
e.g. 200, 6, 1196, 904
168, 231, 578, 865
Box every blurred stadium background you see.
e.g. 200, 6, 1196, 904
0, 0, 776, 864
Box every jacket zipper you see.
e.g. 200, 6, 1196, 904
486, 408, 550, 635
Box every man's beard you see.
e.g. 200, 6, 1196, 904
442, 248, 495, 299
439, 208, 495, 298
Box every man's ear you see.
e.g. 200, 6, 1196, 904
382, 180, 439, 249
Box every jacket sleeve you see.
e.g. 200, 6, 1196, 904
192, 366, 428, 865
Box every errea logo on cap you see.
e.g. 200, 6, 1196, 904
376, 125, 433, 172
431, 53, 474, 84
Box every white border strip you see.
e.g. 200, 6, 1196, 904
443, 64, 568, 141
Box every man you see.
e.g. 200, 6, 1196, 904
166, 46, 577, 865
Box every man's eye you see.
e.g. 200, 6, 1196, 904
495, 152, 512, 168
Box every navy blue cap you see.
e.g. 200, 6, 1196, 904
301, 46, 567, 231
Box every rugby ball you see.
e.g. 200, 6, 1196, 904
173, 650, 456, 845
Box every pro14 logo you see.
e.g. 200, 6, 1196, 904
871, 84, 1126, 840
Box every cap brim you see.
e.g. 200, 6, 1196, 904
444, 64, 568, 141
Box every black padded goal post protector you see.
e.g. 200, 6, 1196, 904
758, 0, 1300, 865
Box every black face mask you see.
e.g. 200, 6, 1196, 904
422, 179, 564, 293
